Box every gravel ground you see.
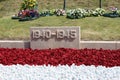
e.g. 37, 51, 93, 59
0, 64, 120, 80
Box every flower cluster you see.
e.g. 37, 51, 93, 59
0, 48, 120, 67
12, 0, 39, 21
66, 8, 106, 19
103, 6, 120, 18
39, 9, 66, 17
67, 8, 86, 19
55, 9, 66, 16
20, 0, 38, 10
18, 9, 39, 18
109, 6, 118, 12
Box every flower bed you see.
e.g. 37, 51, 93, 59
0, 48, 120, 80
12, 0, 120, 21
0, 48, 120, 67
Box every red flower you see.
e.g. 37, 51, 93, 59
0, 48, 120, 67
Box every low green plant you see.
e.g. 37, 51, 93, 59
49, 9, 56, 16
103, 6, 120, 18
39, 9, 66, 17
66, 8, 85, 19
116, 10, 120, 17
39, 10, 51, 16
66, 8, 106, 19
84, 9, 93, 17
95, 8, 106, 16
39, 9, 56, 16
91, 8, 105, 16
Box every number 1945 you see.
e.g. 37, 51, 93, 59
32, 29, 77, 39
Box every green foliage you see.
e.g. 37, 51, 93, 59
39, 9, 66, 16
66, 8, 85, 19
66, 8, 106, 19
91, 8, 105, 16
83, 9, 93, 17
116, 10, 120, 17
103, 7, 120, 18
39, 9, 56, 16
94, 8, 106, 16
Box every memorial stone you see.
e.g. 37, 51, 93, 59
30, 27, 80, 49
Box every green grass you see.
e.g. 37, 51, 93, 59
0, 16, 120, 40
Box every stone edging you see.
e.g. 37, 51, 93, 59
0, 40, 30, 49
80, 41, 119, 49
0, 40, 120, 49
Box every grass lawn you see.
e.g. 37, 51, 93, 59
0, 16, 120, 41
